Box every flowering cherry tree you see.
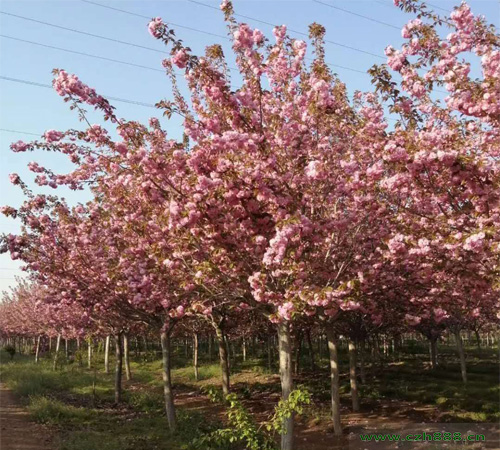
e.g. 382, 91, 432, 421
1, 1, 499, 449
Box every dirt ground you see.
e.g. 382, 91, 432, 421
1, 375, 499, 450
0, 383, 53, 450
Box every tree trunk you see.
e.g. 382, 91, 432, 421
160, 329, 177, 431
383, 336, 388, 356
53, 334, 61, 370
326, 327, 342, 436
35, 335, 41, 363
134, 336, 139, 357
193, 333, 199, 381
454, 330, 467, 384
294, 331, 302, 375
429, 336, 438, 369
65, 339, 69, 360
208, 334, 213, 361
278, 322, 294, 450
474, 330, 481, 350
268, 335, 273, 371
124, 333, 132, 381
306, 330, 316, 371
348, 340, 360, 412
227, 340, 233, 372
88, 338, 92, 369
214, 323, 230, 396
114, 333, 123, 404
104, 335, 111, 374
359, 339, 366, 385
373, 334, 382, 367
49, 336, 52, 352
242, 337, 247, 362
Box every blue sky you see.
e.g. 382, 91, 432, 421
0, 0, 498, 293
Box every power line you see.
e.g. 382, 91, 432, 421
313, 0, 401, 30
187, 0, 386, 60
0, 76, 157, 109
75, 0, 449, 84
374, 0, 398, 9
81, 0, 378, 75
427, 2, 451, 13
376, 0, 450, 13
0, 34, 165, 73
0, 11, 167, 54
81, 0, 232, 41
0, 128, 41, 137
1, 12, 241, 74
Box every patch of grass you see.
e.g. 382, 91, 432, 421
129, 389, 163, 413
28, 395, 97, 426
365, 354, 499, 422
1, 344, 497, 449
173, 363, 222, 382
0, 353, 230, 450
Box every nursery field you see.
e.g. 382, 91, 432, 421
1, 0, 500, 449
1, 339, 499, 450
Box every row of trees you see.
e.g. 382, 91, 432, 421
1, 0, 499, 448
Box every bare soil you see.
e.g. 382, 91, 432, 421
0, 383, 53, 450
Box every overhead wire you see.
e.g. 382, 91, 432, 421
0, 35, 165, 73
187, 0, 386, 60
0, 11, 167, 54
81, 0, 231, 41
0, 75, 158, 109
312, 0, 401, 30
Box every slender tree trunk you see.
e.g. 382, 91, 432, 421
454, 330, 467, 384
53, 334, 61, 370
294, 331, 302, 375
383, 336, 388, 356
359, 339, 366, 385
474, 330, 481, 350
104, 335, 111, 374
242, 337, 247, 362
429, 336, 438, 369
348, 340, 360, 412
278, 322, 294, 450
214, 323, 230, 396
160, 329, 177, 431
124, 333, 132, 381
268, 335, 273, 371
208, 334, 213, 361
193, 333, 199, 381
134, 336, 139, 357
114, 333, 123, 404
35, 335, 41, 363
373, 334, 382, 367
306, 330, 315, 371
49, 336, 52, 352
227, 340, 232, 372
326, 327, 342, 436
88, 339, 93, 369
64, 339, 69, 360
